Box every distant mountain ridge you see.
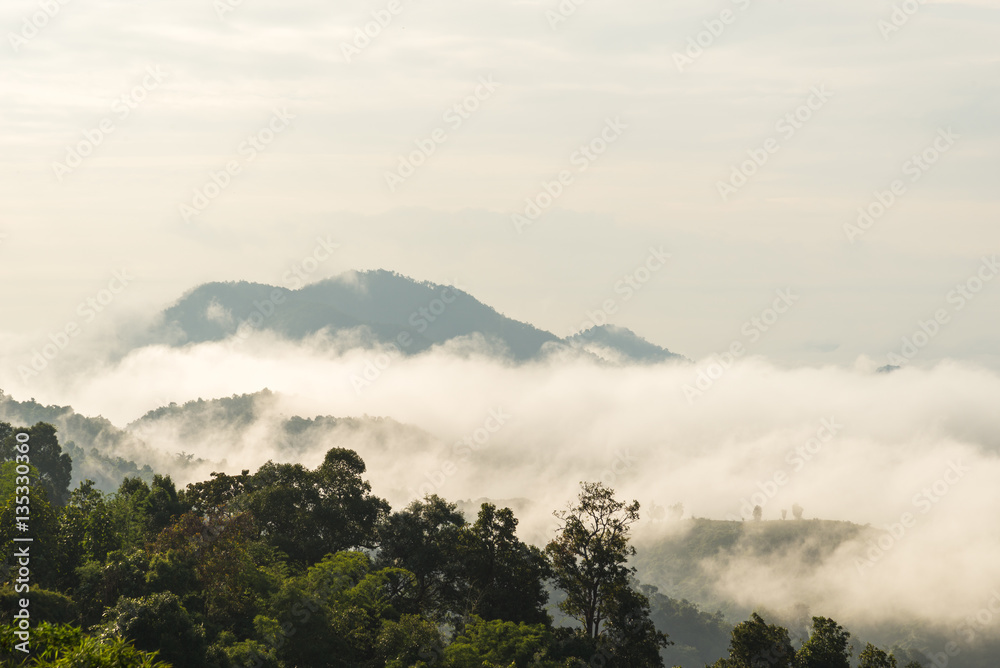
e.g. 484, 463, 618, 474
147, 269, 686, 364
567, 325, 686, 363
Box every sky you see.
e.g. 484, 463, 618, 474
0, 0, 997, 372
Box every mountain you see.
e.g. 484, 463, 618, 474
149, 270, 561, 361
0, 388, 442, 494
145, 270, 686, 364
126, 388, 440, 466
567, 324, 686, 363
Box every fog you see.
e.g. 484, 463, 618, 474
2, 328, 1000, 642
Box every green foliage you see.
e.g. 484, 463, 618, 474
148, 510, 271, 635
545, 481, 640, 639
0, 422, 73, 506
74, 549, 149, 626
186, 448, 389, 568
599, 585, 671, 668
0, 586, 77, 625
641, 586, 730, 667
1, 622, 170, 667
99, 591, 207, 666
796, 617, 852, 668
443, 616, 558, 667
458, 503, 551, 626
858, 643, 898, 668
0, 477, 65, 590
263, 551, 426, 668
56, 481, 119, 590
713, 612, 796, 668
376, 494, 468, 621
377, 614, 444, 668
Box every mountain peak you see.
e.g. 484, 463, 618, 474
568, 324, 686, 364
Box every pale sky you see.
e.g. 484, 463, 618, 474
1, 0, 998, 370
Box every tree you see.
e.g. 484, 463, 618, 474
0, 477, 64, 590
75, 549, 150, 626
641, 585, 730, 668
241, 448, 390, 566
146, 474, 189, 535
58, 481, 118, 571
797, 617, 851, 668
792, 503, 804, 520
858, 643, 898, 668
457, 503, 550, 625
599, 585, 672, 668
108, 476, 187, 547
183, 469, 252, 516
752, 505, 763, 521
376, 495, 468, 621
1, 622, 170, 667
713, 613, 795, 668
0, 422, 72, 506
99, 592, 208, 667
442, 616, 560, 668
545, 482, 640, 639
266, 551, 424, 668
148, 510, 267, 635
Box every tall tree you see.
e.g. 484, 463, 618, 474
376, 494, 468, 621
457, 503, 551, 625
797, 617, 851, 668
239, 448, 389, 567
545, 481, 640, 639
712, 613, 796, 668
858, 643, 898, 668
